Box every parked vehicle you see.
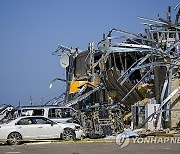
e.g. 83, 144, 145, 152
14, 105, 76, 123
0, 116, 83, 145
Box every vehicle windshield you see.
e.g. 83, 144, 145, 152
48, 108, 75, 118
14, 108, 44, 117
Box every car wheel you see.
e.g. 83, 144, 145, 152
7, 132, 22, 145
61, 128, 76, 141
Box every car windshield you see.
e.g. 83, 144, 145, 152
48, 108, 75, 118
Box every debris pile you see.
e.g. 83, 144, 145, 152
51, 5, 180, 138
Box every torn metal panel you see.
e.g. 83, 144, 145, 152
75, 51, 91, 80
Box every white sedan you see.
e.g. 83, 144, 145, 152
0, 116, 83, 145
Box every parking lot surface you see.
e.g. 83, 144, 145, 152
0, 141, 180, 154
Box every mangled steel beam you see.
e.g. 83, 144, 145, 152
65, 84, 104, 107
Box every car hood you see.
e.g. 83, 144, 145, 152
57, 122, 80, 129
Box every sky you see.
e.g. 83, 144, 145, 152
0, 0, 179, 107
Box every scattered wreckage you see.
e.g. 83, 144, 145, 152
0, 5, 179, 140
0, 104, 14, 123
51, 5, 180, 138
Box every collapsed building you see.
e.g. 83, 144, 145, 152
51, 6, 180, 137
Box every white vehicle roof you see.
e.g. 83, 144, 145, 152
1, 116, 50, 124
16, 105, 75, 110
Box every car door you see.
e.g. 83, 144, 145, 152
34, 117, 60, 139
15, 117, 38, 139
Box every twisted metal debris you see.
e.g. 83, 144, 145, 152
52, 6, 180, 136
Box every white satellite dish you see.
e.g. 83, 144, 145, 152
60, 54, 69, 68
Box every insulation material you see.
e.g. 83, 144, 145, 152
69, 81, 96, 93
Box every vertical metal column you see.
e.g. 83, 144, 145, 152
89, 42, 95, 82
165, 65, 173, 124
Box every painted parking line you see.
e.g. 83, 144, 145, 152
25, 142, 52, 145
1, 139, 116, 146
6, 152, 21, 154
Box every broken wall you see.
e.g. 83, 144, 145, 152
171, 76, 180, 128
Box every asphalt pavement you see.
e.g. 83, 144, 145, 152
0, 140, 180, 154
